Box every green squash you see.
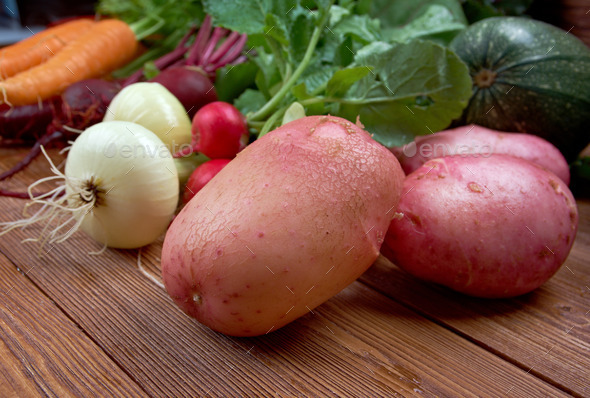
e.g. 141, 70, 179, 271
450, 17, 590, 161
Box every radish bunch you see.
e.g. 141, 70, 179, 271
178, 101, 249, 202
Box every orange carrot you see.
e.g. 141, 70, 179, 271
0, 19, 138, 106
0, 19, 95, 79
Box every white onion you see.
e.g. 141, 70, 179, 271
1, 121, 179, 250
103, 82, 192, 154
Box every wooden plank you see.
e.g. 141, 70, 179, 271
0, 149, 572, 396
0, 253, 147, 397
360, 200, 590, 397
0, 224, 570, 397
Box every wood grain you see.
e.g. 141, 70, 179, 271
0, 253, 146, 397
559, 0, 590, 47
361, 200, 590, 397
0, 148, 578, 397
0, 217, 571, 397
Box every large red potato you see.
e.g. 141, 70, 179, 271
162, 115, 404, 336
391, 125, 570, 184
381, 154, 578, 298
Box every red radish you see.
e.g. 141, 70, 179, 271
183, 158, 231, 203
150, 66, 217, 118
174, 101, 248, 159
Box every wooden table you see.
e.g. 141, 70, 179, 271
0, 148, 588, 397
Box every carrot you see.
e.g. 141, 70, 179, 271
0, 19, 138, 106
0, 19, 95, 79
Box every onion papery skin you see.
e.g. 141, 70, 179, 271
65, 121, 179, 249
103, 82, 192, 155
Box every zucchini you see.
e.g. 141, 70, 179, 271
450, 17, 590, 160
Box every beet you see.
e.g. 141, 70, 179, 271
124, 15, 245, 118
150, 66, 217, 118
48, 79, 121, 134
0, 102, 53, 145
0, 79, 120, 185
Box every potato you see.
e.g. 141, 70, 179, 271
381, 154, 578, 298
391, 125, 570, 184
162, 115, 404, 336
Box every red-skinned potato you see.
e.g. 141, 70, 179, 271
391, 125, 570, 184
381, 154, 578, 298
162, 115, 404, 336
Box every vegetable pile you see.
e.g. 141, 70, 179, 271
0, 0, 588, 336
0, 12, 246, 184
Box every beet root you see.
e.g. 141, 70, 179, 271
0, 102, 53, 145
150, 66, 217, 118
48, 79, 121, 134
0, 79, 120, 187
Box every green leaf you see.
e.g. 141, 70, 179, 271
337, 0, 357, 12
203, 0, 268, 34
251, 48, 281, 98
335, 40, 472, 147
264, 13, 289, 46
271, 0, 300, 18
235, 89, 268, 116
326, 66, 371, 97
312, 0, 333, 12
385, 4, 466, 45
329, 5, 351, 26
142, 61, 160, 80
282, 102, 307, 125
215, 61, 259, 103
333, 35, 355, 66
98, 0, 204, 38
462, 0, 534, 23
292, 83, 312, 100
300, 66, 339, 95
289, 11, 314, 62
368, 0, 467, 28
332, 14, 381, 44
203, 0, 302, 34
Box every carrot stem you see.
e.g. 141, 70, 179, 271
128, 13, 165, 41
